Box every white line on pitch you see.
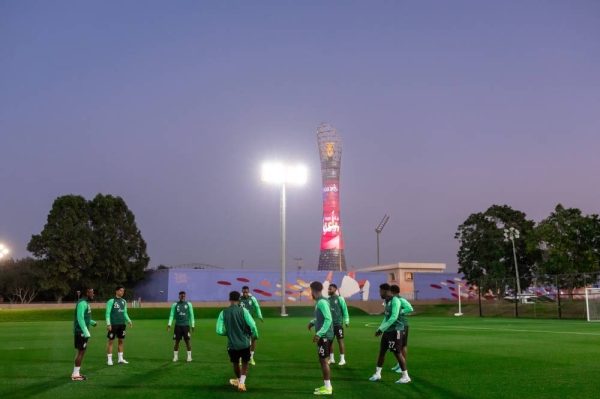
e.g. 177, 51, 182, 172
414, 325, 600, 336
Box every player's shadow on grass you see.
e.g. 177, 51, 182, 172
400, 377, 469, 399
0, 366, 104, 399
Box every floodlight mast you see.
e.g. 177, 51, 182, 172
375, 214, 390, 265
261, 163, 307, 316
504, 227, 521, 297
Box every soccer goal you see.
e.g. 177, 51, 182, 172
585, 288, 600, 322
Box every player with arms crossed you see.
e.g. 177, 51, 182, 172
327, 283, 349, 365
239, 286, 264, 365
167, 291, 195, 362
369, 283, 411, 384
216, 290, 259, 392
390, 284, 413, 373
72, 287, 97, 381
308, 281, 334, 395
106, 285, 133, 365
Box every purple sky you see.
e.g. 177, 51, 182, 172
1, 1, 599, 273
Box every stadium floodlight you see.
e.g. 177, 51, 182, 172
504, 227, 521, 297
261, 162, 307, 316
0, 243, 9, 259
375, 214, 390, 265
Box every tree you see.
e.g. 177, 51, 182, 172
27, 193, 150, 302
532, 204, 600, 292
0, 258, 41, 303
455, 205, 540, 296
86, 194, 150, 297
27, 195, 93, 302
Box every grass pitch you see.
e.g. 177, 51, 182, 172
0, 312, 599, 398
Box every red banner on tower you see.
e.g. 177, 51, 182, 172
320, 180, 344, 250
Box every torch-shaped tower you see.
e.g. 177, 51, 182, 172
317, 123, 347, 271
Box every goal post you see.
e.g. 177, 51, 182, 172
585, 288, 600, 322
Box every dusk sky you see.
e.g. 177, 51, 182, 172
1, 1, 599, 273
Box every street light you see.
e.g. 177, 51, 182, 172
504, 227, 521, 298
0, 243, 9, 259
262, 163, 307, 316
293, 257, 303, 271
375, 214, 390, 265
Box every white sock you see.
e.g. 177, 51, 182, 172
239, 375, 246, 384
375, 367, 382, 376
174, 351, 178, 358
403, 370, 409, 378
187, 351, 192, 357
107, 354, 112, 360
324, 380, 332, 390
73, 366, 80, 375
250, 351, 254, 358
118, 352, 123, 360
330, 354, 334, 361
340, 354, 345, 361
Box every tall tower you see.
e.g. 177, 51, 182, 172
317, 123, 347, 271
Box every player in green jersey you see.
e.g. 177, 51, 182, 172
239, 286, 263, 365
327, 283, 349, 366
106, 285, 133, 366
369, 283, 411, 384
167, 291, 195, 362
308, 281, 334, 395
72, 287, 97, 381
389, 284, 414, 373
216, 290, 259, 392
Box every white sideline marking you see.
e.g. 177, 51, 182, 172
415, 325, 600, 336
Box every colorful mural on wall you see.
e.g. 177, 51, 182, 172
135, 269, 387, 302
413, 273, 477, 300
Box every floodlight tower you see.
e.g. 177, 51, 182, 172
317, 123, 347, 271
375, 214, 390, 265
504, 227, 521, 296
262, 163, 307, 316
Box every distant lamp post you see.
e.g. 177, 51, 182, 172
375, 214, 390, 265
504, 227, 521, 297
0, 243, 10, 259
261, 162, 307, 316
76, 291, 81, 301
294, 257, 303, 271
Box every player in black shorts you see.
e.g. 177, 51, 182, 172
72, 287, 97, 381
106, 285, 133, 365
368, 284, 411, 384
167, 291, 195, 362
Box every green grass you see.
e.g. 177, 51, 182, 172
0, 313, 599, 399
0, 306, 370, 323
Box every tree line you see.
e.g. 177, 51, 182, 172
455, 204, 600, 296
0, 194, 150, 303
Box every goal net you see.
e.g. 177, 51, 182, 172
585, 288, 600, 322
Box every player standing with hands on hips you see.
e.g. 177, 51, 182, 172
106, 285, 133, 365
167, 291, 195, 362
